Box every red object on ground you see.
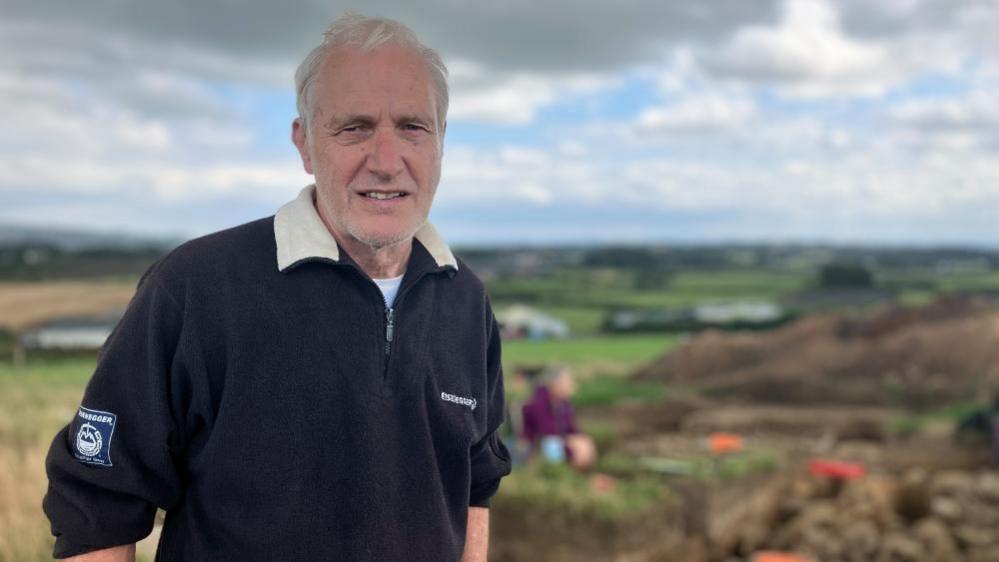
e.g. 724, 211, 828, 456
808, 459, 867, 480
752, 551, 816, 562
708, 432, 744, 455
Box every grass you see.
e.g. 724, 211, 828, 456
502, 334, 677, 377
885, 399, 987, 438
496, 450, 777, 524
531, 306, 606, 335
0, 357, 158, 562
935, 271, 999, 292
495, 461, 665, 522
0, 357, 94, 562
637, 450, 780, 482
489, 268, 808, 313
572, 374, 666, 408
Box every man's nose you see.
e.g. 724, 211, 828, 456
366, 128, 405, 180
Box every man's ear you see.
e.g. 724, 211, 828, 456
291, 118, 314, 175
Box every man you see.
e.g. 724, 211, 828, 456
43, 14, 511, 562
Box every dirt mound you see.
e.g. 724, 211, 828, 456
728, 468, 999, 562
634, 295, 999, 408
679, 405, 891, 441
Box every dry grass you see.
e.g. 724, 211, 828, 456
0, 281, 136, 331
0, 357, 156, 562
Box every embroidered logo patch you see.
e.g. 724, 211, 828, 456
73, 406, 117, 467
441, 391, 477, 411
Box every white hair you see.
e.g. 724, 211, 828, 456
541, 364, 572, 385
294, 13, 449, 134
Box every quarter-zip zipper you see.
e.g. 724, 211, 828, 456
384, 307, 395, 357
324, 256, 452, 388
379, 269, 444, 382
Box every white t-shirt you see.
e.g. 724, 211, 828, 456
373, 274, 404, 308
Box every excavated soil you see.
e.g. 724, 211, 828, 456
633, 296, 999, 408
493, 296, 999, 561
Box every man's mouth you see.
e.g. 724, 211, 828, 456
360, 191, 408, 200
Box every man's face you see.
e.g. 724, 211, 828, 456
293, 43, 444, 250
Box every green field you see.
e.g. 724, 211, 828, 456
488, 269, 808, 310
502, 334, 676, 374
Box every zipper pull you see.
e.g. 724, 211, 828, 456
385, 307, 395, 355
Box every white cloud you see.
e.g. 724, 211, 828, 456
448, 75, 557, 125
889, 90, 999, 131
447, 60, 616, 124
440, 103, 999, 238
698, 0, 965, 98
0, 62, 304, 205
636, 94, 758, 133
701, 0, 892, 96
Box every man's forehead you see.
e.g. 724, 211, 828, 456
316, 43, 438, 119
324, 42, 411, 65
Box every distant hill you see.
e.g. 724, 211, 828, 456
0, 223, 178, 252
0, 224, 177, 280
1, 220, 997, 283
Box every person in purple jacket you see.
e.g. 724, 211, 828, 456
520, 365, 597, 469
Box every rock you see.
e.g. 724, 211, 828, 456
796, 501, 838, 531
876, 532, 922, 562
841, 520, 880, 562
800, 526, 842, 560
975, 472, 999, 502
968, 544, 999, 562
913, 517, 960, 562
838, 476, 899, 528
930, 497, 963, 523
932, 471, 975, 499
953, 524, 996, 549
895, 468, 932, 522
963, 502, 999, 528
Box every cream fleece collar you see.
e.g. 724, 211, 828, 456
273, 184, 458, 272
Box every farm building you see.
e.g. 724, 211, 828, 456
606, 300, 789, 333
0, 281, 135, 364
496, 305, 570, 340
21, 313, 122, 351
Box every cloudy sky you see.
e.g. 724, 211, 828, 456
2, 0, 997, 246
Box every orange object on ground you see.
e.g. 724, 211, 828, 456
708, 432, 744, 455
589, 473, 617, 493
752, 551, 816, 562
808, 459, 866, 480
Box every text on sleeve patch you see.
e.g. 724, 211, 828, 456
73, 406, 117, 467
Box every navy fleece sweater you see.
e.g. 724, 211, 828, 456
43, 216, 511, 561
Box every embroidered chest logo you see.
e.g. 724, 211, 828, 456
441, 391, 477, 411
73, 406, 117, 467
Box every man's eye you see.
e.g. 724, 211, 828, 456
403, 123, 426, 132
336, 124, 370, 135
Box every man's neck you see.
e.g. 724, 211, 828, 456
313, 218, 411, 278
312, 193, 413, 279
339, 236, 412, 279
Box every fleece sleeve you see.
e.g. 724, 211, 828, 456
43, 270, 189, 559
468, 307, 513, 508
